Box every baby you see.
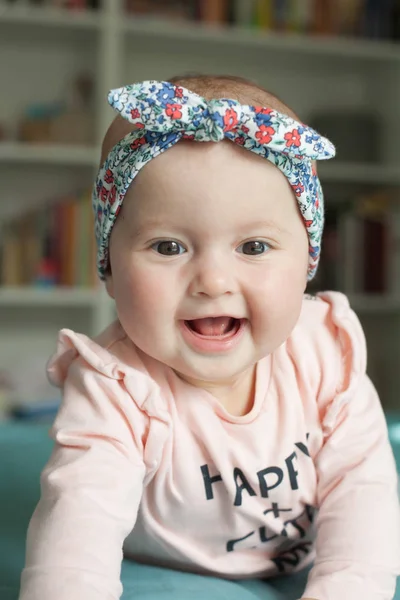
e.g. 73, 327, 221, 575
19, 75, 400, 600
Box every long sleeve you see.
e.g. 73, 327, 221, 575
19, 356, 149, 600
302, 296, 400, 600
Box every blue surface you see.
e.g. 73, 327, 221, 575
1, 418, 399, 600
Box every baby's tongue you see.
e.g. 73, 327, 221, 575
190, 316, 234, 336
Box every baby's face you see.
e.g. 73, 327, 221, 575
107, 140, 308, 385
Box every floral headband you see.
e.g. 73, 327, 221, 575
93, 80, 335, 280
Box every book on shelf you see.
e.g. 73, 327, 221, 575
361, 0, 395, 39
312, 0, 336, 35
197, 0, 230, 23
254, 0, 273, 30
388, 202, 400, 295
3, 0, 101, 10
335, 0, 365, 36
122, 0, 400, 40
125, 0, 196, 20
232, 0, 257, 27
307, 190, 399, 297
286, 0, 313, 34
0, 189, 97, 289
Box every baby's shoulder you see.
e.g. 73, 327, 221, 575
47, 320, 150, 388
47, 320, 173, 435
48, 322, 173, 475
296, 290, 365, 351
286, 291, 367, 392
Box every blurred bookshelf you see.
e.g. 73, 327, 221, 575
0, 286, 99, 307
122, 16, 400, 63
347, 294, 400, 314
0, 4, 101, 30
0, 142, 98, 167
318, 163, 400, 186
0, 0, 400, 410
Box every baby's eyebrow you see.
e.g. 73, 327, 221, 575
129, 220, 169, 238
130, 219, 287, 239
240, 220, 287, 235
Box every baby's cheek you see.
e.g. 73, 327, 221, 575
126, 267, 178, 316
125, 277, 161, 315
248, 260, 302, 297
249, 269, 304, 339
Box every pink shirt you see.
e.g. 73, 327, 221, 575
19, 292, 400, 600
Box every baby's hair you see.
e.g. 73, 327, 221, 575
168, 73, 301, 120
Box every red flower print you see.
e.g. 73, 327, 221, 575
315, 198, 319, 209
182, 134, 195, 140
175, 87, 184, 98
284, 129, 301, 148
109, 185, 117, 206
234, 136, 245, 145
255, 125, 275, 144
241, 125, 249, 134
100, 187, 108, 204
136, 123, 145, 129
115, 205, 121, 218
166, 103, 182, 119
130, 137, 146, 150
304, 219, 313, 228
130, 108, 140, 119
255, 107, 273, 115
104, 169, 114, 184
292, 182, 305, 197
223, 108, 239, 131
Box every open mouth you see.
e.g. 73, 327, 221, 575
185, 316, 241, 339
180, 316, 246, 353
185, 317, 240, 339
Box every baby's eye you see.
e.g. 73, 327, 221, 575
151, 240, 186, 255
236, 240, 270, 255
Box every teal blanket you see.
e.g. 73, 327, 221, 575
1, 418, 399, 600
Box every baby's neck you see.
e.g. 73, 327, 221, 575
179, 365, 257, 417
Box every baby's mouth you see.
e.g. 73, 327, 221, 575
185, 317, 240, 338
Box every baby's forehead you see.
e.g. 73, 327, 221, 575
123, 141, 296, 222
131, 137, 276, 185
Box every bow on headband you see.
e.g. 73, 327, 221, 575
93, 80, 335, 280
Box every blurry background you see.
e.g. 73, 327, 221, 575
1, 0, 400, 421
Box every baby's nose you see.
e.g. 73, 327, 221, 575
188, 256, 236, 299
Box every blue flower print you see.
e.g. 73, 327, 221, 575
254, 110, 273, 128
156, 83, 176, 107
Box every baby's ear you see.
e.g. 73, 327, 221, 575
105, 271, 115, 299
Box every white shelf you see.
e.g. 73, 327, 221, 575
2, 4, 400, 63
349, 294, 400, 314
0, 142, 99, 168
0, 5, 101, 31
319, 162, 400, 186
123, 16, 400, 63
0, 287, 99, 308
